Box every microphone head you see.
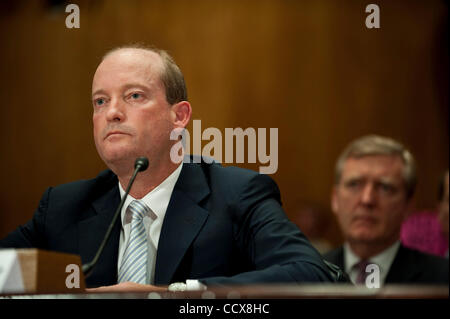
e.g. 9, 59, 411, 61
135, 157, 149, 172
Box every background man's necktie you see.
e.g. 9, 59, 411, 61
354, 260, 370, 285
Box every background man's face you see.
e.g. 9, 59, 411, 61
92, 49, 175, 170
332, 155, 409, 246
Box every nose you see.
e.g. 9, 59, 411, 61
360, 183, 376, 206
106, 98, 126, 122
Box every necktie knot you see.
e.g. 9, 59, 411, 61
128, 200, 150, 221
354, 259, 371, 285
355, 259, 370, 271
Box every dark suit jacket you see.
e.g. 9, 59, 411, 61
324, 244, 449, 284
1, 159, 336, 287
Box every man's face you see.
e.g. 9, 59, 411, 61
332, 155, 410, 246
92, 49, 175, 171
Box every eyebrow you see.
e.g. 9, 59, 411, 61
342, 174, 364, 181
92, 83, 151, 97
377, 177, 397, 185
92, 89, 107, 97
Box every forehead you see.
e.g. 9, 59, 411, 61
92, 49, 164, 91
341, 155, 405, 181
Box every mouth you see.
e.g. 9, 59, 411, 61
352, 216, 377, 225
105, 131, 129, 140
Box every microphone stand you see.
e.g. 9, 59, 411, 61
82, 157, 149, 278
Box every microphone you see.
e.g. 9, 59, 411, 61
82, 157, 149, 278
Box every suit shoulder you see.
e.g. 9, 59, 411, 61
323, 247, 344, 265
392, 245, 449, 283
204, 162, 279, 194
209, 163, 262, 181
49, 169, 117, 199
182, 158, 281, 206
401, 245, 449, 268
184, 154, 271, 181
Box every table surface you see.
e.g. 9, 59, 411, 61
1, 284, 448, 299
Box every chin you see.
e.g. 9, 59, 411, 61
349, 227, 379, 243
99, 147, 136, 166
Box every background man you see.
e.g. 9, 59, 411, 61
324, 135, 448, 285
1, 45, 340, 291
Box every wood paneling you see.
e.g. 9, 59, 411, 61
0, 0, 448, 247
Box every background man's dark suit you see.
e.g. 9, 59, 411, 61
1, 159, 336, 287
324, 245, 449, 284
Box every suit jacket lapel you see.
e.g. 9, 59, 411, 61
78, 180, 121, 287
155, 162, 210, 284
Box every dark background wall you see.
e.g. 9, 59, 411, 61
0, 0, 448, 247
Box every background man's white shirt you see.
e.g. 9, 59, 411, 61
344, 241, 400, 286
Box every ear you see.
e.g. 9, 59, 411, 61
172, 101, 192, 128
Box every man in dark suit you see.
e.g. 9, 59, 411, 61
324, 135, 448, 286
0, 45, 339, 291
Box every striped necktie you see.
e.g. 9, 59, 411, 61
118, 200, 152, 284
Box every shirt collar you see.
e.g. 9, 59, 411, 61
119, 162, 183, 226
344, 241, 401, 276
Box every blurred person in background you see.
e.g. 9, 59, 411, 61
291, 202, 333, 255
324, 135, 448, 285
401, 170, 449, 258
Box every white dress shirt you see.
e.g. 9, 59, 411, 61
117, 163, 183, 284
344, 241, 401, 286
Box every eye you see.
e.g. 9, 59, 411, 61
94, 97, 106, 107
128, 92, 146, 101
125, 91, 147, 103
378, 183, 396, 195
345, 179, 362, 189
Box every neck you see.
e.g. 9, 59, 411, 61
347, 237, 399, 260
115, 158, 180, 199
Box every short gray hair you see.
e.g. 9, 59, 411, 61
102, 43, 187, 105
334, 135, 417, 198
